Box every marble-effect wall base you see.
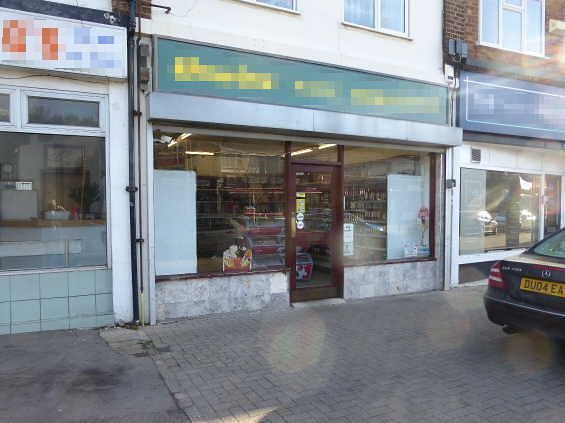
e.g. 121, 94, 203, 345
344, 261, 441, 299
156, 272, 290, 320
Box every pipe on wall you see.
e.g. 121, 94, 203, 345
127, 0, 140, 322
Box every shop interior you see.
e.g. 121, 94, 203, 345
153, 129, 433, 295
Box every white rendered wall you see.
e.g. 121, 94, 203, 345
142, 0, 445, 85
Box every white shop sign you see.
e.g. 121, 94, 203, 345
0, 8, 127, 78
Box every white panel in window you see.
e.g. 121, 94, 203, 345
526, 0, 543, 53
345, 0, 375, 28
482, 0, 500, 44
502, 8, 523, 50
380, 0, 406, 33
257, 0, 294, 9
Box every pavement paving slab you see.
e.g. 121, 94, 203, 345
2, 286, 565, 423
0, 328, 187, 423
138, 286, 565, 423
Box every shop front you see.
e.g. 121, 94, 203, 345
449, 72, 565, 285
0, 6, 131, 333
143, 38, 462, 321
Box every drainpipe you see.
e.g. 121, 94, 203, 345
127, 0, 140, 322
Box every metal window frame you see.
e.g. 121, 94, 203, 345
479, 0, 546, 57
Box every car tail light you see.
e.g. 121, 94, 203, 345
488, 261, 506, 289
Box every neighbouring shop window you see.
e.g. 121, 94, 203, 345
344, 147, 432, 264
0, 132, 107, 271
345, 0, 408, 35
460, 168, 541, 255
480, 0, 544, 55
153, 132, 286, 276
544, 175, 561, 237
28, 97, 100, 127
0, 94, 9, 122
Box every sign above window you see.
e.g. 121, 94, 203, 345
155, 38, 448, 125
0, 8, 127, 78
459, 72, 565, 141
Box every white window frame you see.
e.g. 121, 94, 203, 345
479, 0, 546, 57
234, 0, 300, 14
21, 89, 107, 137
0, 84, 111, 275
0, 87, 17, 129
343, 0, 410, 38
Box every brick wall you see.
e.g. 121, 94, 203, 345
112, 0, 151, 19
444, 0, 565, 84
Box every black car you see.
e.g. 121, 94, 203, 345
484, 228, 565, 338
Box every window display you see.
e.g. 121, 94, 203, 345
460, 169, 541, 255
0, 132, 106, 270
154, 132, 286, 275
344, 147, 432, 265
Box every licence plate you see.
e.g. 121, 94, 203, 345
520, 278, 565, 299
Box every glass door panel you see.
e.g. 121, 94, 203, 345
290, 164, 341, 302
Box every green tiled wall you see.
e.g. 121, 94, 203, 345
0, 269, 113, 335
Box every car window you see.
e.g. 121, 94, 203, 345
532, 230, 565, 259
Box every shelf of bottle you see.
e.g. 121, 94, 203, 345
358, 246, 386, 251
346, 199, 387, 203
347, 209, 386, 214
355, 233, 386, 239
197, 188, 285, 193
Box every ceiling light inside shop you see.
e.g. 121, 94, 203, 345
178, 132, 192, 141
291, 148, 314, 156
185, 151, 215, 156
318, 144, 336, 150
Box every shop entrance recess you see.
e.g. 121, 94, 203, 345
288, 163, 344, 302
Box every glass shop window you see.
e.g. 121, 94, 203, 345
460, 169, 541, 255
0, 132, 107, 271
344, 147, 432, 264
0, 94, 9, 122
28, 97, 100, 128
544, 175, 561, 237
153, 132, 286, 276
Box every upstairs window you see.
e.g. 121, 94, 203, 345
481, 0, 545, 55
344, 0, 408, 36
254, 0, 295, 10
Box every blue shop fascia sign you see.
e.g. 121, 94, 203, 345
154, 37, 448, 125
459, 71, 565, 142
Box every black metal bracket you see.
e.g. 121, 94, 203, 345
150, 3, 171, 13
126, 185, 139, 193
136, 238, 145, 244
